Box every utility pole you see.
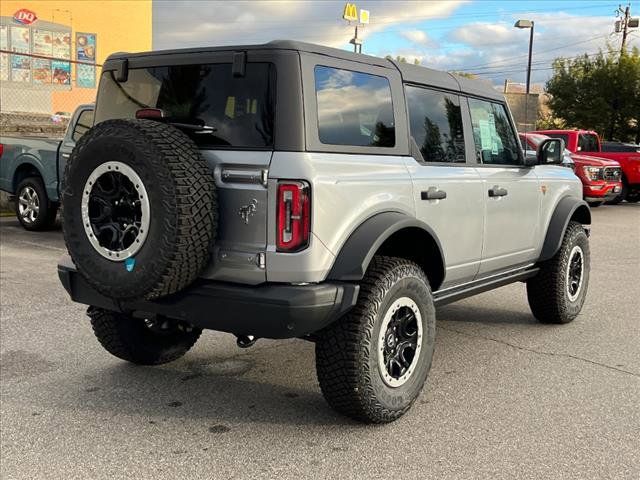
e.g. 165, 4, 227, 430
616, 3, 639, 54
621, 4, 630, 54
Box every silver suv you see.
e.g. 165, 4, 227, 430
59, 41, 591, 423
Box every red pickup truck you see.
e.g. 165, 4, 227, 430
520, 133, 622, 207
534, 129, 640, 203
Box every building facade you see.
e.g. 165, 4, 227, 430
0, 0, 151, 115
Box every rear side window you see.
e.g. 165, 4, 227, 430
468, 98, 521, 165
405, 86, 465, 163
314, 66, 395, 147
96, 63, 275, 149
72, 109, 94, 142
578, 133, 598, 152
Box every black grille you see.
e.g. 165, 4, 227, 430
603, 167, 621, 181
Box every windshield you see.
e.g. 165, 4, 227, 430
95, 63, 275, 149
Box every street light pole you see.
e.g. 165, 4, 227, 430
514, 19, 535, 94
526, 21, 534, 95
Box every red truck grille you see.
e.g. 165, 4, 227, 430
603, 167, 621, 181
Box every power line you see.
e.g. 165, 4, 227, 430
446, 33, 613, 72
470, 51, 618, 77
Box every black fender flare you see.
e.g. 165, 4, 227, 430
539, 196, 591, 262
326, 211, 445, 281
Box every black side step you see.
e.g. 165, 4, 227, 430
433, 267, 539, 307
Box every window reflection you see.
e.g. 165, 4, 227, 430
406, 86, 465, 163
314, 66, 395, 147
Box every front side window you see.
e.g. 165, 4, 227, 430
314, 66, 395, 147
96, 63, 275, 149
468, 98, 521, 165
406, 86, 465, 163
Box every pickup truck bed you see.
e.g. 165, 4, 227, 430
0, 104, 94, 230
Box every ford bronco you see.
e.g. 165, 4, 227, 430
58, 41, 591, 423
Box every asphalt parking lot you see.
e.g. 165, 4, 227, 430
1, 204, 639, 480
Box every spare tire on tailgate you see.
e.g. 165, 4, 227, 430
62, 119, 217, 301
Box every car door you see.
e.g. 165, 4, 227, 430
58, 106, 94, 195
467, 97, 541, 276
404, 85, 484, 287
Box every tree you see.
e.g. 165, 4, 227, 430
546, 46, 640, 142
385, 55, 420, 65
449, 71, 478, 79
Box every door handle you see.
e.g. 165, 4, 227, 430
488, 186, 508, 197
421, 188, 447, 200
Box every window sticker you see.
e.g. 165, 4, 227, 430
478, 119, 492, 151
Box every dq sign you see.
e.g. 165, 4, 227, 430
13, 9, 38, 25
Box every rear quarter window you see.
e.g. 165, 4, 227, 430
314, 66, 395, 147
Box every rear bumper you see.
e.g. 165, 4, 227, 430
58, 260, 359, 339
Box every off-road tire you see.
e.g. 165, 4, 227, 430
527, 221, 590, 324
315, 256, 436, 423
88, 307, 202, 365
62, 119, 216, 301
15, 177, 58, 231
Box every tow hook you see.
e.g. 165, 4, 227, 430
236, 335, 257, 348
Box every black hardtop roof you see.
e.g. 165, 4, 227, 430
105, 40, 502, 101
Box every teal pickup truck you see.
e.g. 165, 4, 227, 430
0, 104, 94, 230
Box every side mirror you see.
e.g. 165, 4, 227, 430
523, 154, 538, 167
537, 138, 564, 165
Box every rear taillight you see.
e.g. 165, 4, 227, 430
135, 108, 164, 119
276, 181, 310, 252
0, 144, 4, 159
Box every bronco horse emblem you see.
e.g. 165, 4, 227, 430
238, 199, 258, 224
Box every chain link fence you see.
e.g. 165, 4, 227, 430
1, 50, 101, 138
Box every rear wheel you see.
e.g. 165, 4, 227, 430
527, 221, 590, 324
88, 307, 201, 365
315, 256, 436, 423
15, 177, 58, 231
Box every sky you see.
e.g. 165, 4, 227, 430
152, 0, 639, 87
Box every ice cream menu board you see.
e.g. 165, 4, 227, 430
52, 60, 71, 85
10, 26, 30, 82
33, 30, 53, 56
76, 32, 96, 88
52, 31, 71, 59
76, 33, 96, 62
0, 26, 8, 81
31, 29, 53, 84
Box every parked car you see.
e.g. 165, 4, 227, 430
0, 104, 94, 230
534, 129, 640, 203
58, 41, 591, 424
520, 132, 622, 207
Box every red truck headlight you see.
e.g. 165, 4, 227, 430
583, 166, 602, 181
276, 181, 310, 252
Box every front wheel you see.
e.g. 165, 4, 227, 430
15, 177, 58, 231
315, 256, 436, 423
88, 307, 202, 365
527, 221, 590, 324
